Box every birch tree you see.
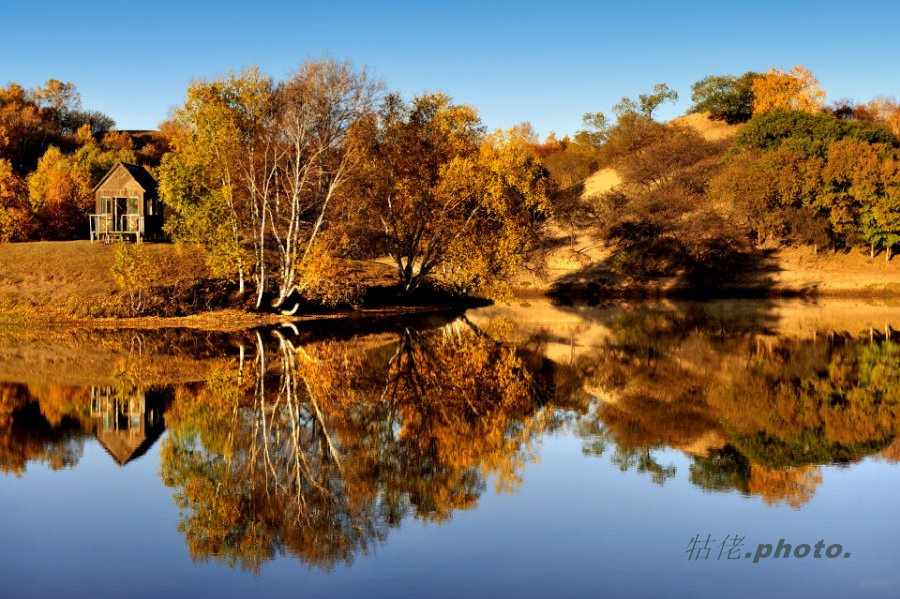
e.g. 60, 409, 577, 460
161, 59, 377, 309
268, 58, 378, 310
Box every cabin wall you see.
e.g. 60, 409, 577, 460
95, 182, 145, 215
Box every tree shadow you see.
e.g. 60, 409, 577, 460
548, 232, 818, 302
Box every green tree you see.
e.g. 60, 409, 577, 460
689, 71, 760, 123
637, 83, 679, 118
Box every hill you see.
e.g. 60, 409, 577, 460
516, 112, 900, 298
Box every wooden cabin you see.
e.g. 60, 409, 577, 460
89, 162, 164, 243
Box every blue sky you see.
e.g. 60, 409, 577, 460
3, 0, 899, 137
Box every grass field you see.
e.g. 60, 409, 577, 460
0, 240, 409, 325
0, 241, 175, 319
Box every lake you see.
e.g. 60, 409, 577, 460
1, 299, 899, 598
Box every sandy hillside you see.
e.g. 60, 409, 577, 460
668, 111, 741, 141
766, 246, 900, 296
517, 111, 900, 297
580, 167, 621, 199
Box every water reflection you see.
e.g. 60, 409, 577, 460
0, 301, 899, 573
534, 302, 900, 509
159, 320, 560, 570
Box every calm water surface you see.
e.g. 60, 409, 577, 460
1, 300, 899, 598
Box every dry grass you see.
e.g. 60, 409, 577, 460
766, 246, 900, 296
0, 241, 443, 328
0, 241, 177, 318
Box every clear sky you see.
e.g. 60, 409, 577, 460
3, 0, 899, 137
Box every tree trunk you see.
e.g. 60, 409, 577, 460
888, 244, 893, 262
871, 243, 875, 259
401, 260, 415, 292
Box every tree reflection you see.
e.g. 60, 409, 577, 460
568, 304, 900, 508
159, 320, 553, 571
0, 384, 87, 475
0, 380, 171, 473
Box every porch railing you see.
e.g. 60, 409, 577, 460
89, 214, 144, 242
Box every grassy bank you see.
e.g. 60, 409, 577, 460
0, 241, 474, 329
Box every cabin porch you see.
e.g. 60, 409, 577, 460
89, 212, 145, 243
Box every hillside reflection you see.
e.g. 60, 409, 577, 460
561, 303, 900, 509
0, 302, 898, 570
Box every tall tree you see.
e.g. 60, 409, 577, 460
268, 58, 379, 309
348, 93, 549, 296
26, 146, 92, 239
0, 159, 30, 241
161, 59, 378, 309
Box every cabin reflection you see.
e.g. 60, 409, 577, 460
90, 386, 168, 466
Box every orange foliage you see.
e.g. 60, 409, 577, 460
748, 463, 823, 509
0, 158, 31, 240
752, 65, 826, 114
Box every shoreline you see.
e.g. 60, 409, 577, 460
0, 304, 469, 332
4, 286, 900, 332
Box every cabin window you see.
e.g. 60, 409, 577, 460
101, 197, 112, 213
127, 196, 139, 214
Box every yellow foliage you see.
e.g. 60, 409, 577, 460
748, 464, 823, 509
751, 65, 826, 114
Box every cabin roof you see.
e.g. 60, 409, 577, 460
93, 162, 157, 195
95, 426, 164, 466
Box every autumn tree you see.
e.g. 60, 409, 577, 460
161, 59, 378, 309
26, 146, 92, 239
0, 83, 58, 175
348, 93, 549, 297
0, 80, 114, 176
751, 65, 826, 114
849, 96, 900, 139
159, 67, 273, 297
267, 59, 379, 309
710, 146, 825, 246
716, 107, 900, 254
577, 112, 611, 147
72, 126, 137, 183
0, 159, 31, 241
